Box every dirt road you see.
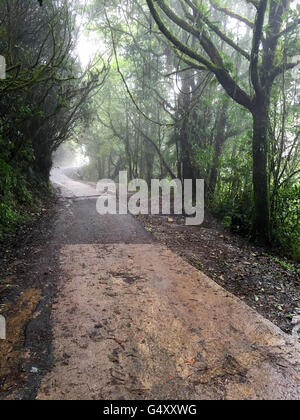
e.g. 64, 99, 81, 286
35, 168, 300, 400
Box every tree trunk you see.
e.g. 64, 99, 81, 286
208, 98, 230, 200
181, 120, 194, 181
179, 70, 195, 182
251, 100, 271, 244
125, 113, 133, 180
208, 141, 221, 199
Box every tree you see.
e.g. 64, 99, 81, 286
0, 0, 108, 232
145, 0, 300, 244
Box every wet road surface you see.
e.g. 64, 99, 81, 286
36, 167, 300, 400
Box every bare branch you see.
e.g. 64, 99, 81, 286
209, 0, 254, 28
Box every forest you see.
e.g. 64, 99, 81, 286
0, 0, 299, 259
1, 0, 300, 402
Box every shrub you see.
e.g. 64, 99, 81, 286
272, 184, 300, 261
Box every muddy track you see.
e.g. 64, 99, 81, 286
1, 168, 300, 400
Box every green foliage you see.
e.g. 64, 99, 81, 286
0, 0, 102, 235
1, 0, 298, 264
272, 185, 300, 261
270, 256, 300, 277
195, 145, 214, 174
0, 159, 35, 233
214, 195, 253, 236
0, 159, 13, 198
0, 203, 21, 232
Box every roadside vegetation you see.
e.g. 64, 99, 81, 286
76, 0, 300, 261
0, 0, 107, 236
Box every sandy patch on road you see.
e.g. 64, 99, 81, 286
37, 244, 300, 400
